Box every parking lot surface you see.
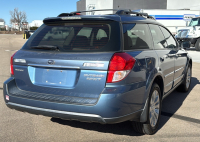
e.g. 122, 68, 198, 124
0, 34, 200, 141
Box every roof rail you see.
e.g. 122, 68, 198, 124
57, 9, 155, 20
116, 9, 155, 20
57, 9, 124, 17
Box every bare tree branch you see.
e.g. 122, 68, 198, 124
10, 8, 27, 31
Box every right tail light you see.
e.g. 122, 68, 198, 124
106, 52, 136, 83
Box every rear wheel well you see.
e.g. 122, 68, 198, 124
153, 76, 164, 98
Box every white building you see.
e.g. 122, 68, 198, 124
5, 25, 9, 31
77, 0, 200, 12
167, 0, 200, 10
0, 19, 5, 28
11, 22, 20, 30
77, 0, 167, 14
0, 22, 4, 28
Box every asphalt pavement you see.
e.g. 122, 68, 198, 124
0, 34, 200, 142
186, 47, 200, 63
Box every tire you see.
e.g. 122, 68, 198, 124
131, 83, 161, 135
182, 41, 190, 49
177, 64, 191, 92
195, 38, 200, 51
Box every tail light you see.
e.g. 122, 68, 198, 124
107, 53, 136, 83
10, 52, 17, 75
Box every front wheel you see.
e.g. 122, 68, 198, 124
182, 41, 191, 49
131, 83, 161, 135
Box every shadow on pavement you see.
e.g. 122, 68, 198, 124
51, 118, 142, 136
159, 77, 200, 130
51, 77, 200, 136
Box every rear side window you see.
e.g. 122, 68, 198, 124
77, 27, 92, 38
96, 29, 108, 40
23, 21, 121, 52
149, 24, 168, 49
123, 24, 152, 50
159, 26, 177, 49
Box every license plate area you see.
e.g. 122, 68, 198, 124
28, 66, 78, 88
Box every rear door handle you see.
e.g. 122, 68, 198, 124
167, 54, 175, 57
160, 55, 167, 62
176, 53, 186, 57
160, 54, 175, 62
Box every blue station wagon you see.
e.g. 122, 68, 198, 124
3, 9, 192, 135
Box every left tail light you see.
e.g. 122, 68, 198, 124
10, 52, 17, 75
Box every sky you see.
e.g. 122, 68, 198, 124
0, 0, 79, 25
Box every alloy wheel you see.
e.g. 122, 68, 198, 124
149, 90, 160, 127
186, 67, 191, 89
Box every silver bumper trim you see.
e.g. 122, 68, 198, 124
7, 102, 101, 118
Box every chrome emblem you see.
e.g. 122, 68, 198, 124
15, 69, 24, 72
48, 60, 55, 65
84, 74, 104, 81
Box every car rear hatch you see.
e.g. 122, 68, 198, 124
10, 16, 121, 105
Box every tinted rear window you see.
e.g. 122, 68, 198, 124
123, 24, 152, 50
22, 21, 121, 52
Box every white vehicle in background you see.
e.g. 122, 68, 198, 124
135, 9, 200, 50
175, 17, 200, 51
135, 9, 200, 35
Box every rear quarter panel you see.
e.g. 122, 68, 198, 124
105, 50, 160, 113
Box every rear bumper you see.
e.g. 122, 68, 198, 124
3, 77, 145, 124
6, 102, 142, 124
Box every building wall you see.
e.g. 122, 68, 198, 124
0, 22, 4, 28
77, 0, 86, 11
77, 0, 200, 13
11, 23, 19, 30
113, 0, 167, 10
167, 0, 200, 10
77, 0, 167, 12
85, 0, 113, 15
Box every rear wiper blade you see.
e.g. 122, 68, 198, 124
31, 45, 59, 50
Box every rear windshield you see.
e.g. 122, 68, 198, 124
22, 21, 121, 52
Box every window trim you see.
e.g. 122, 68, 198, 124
159, 25, 179, 49
148, 24, 175, 50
